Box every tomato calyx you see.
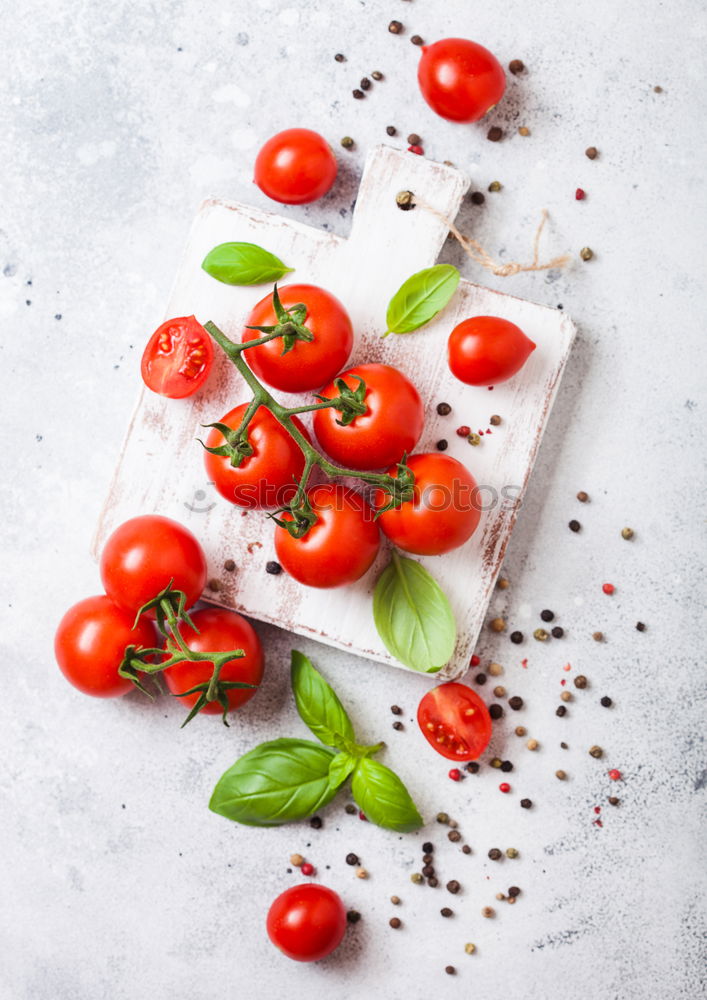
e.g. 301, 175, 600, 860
132, 580, 198, 636
374, 455, 416, 517
245, 284, 315, 356
314, 375, 369, 427
271, 491, 319, 539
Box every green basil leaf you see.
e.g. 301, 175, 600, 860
351, 757, 423, 832
373, 551, 456, 673
291, 650, 355, 751
201, 242, 294, 285
328, 752, 357, 792
208, 738, 337, 826
384, 264, 460, 335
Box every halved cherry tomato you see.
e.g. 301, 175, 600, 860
448, 316, 536, 386
163, 607, 263, 715
274, 483, 380, 588
100, 515, 207, 616
141, 316, 213, 399
375, 453, 481, 556
267, 884, 347, 962
242, 284, 353, 393
418, 682, 492, 760
254, 129, 337, 205
55, 595, 157, 698
418, 38, 506, 123
313, 363, 425, 470
204, 404, 311, 509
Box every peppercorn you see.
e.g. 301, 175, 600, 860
464, 942, 476, 954
506, 847, 518, 858
488, 662, 503, 676
436, 439, 448, 451
407, 132, 421, 145
507, 896, 517, 905
462, 844, 472, 854
223, 559, 236, 572
422, 854, 433, 864
436, 401, 451, 415
422, 841, 433, 853
448, 830, 461, 843
410, 872, 423, 884
509, 58, 525, 74
488, 181, 502, 193
510, 631, 524, 644
589, 745, 604, 758
310, 816, 322, 829
440, 907, 453, 917
465, 761, 479, 774
482, 907, 495, 918
555, 770, 567, 780
520, 798, 532, 808
518, 126, 530, 136
386, 125, 397, 136
395, 189, 415, 211
207, 578, 222, 591
391, 895, 401, 905
573, 675, 588, 690
560, 691, 572, 703
585, 146, 598, 159
497, 577, 510, 590
371, 70, 383, 81
265, 560, 283, 576
489, 704, 504, 720
508, 886, 520, 897
488, 848, 502, 860
621, 527, 634, 540
467, 432, 481, 446
489, 414, 502, 425
360, 78, 372, 91
490, 757, 502, 769
526, 738, 538, 751
540, 609, 554, 622
389, 916, 401, 928
388, 20, 403, 33
592, 631, 604, 642
580, 247, 594, 261
346, 909, 361, 923
391, 704, 403, 716
340, 136, 354, 149
334, 53, 345, 62
508, 696, 523, 711
436, 812, 449, 824
445, 966, 456, 976
470, 192, 485, 205
427, 876, 439, 887
345, 803, 356, 814
636, 621, 646, 632
500, 760, 513, 772
556, 705, 567, 717
569, 519, 581, 532
561, 741, 568, 749
410, 34, 424, 45
493, 685, 506, 698
346, 853, 359, 866
487, 126, 503, 142
475, 673, 487, 685
496, 892, 506, 901
608, 796, 620, 806
422, 864, 435, 878
356, 867, 368, 879
608, 769, 622, 781
290, 853, 304, 867
447, 880, 460, 894
301, 862, 315, 876
515, 726, 527, 737
352, 89, 364, 100
392, 721, 403, 731
576, 188, 586, 201
456, 424, 471, 437
490, 617, 506, 633
551, 626, 564, 638
601, 696, 613, 708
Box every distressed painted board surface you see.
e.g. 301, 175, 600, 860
95, 145, 576, 679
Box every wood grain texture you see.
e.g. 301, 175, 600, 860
95, 144, 576, 679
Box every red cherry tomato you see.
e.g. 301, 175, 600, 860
254, 129, 337, 205
100, 515, 207, 616
163, 607, 263, 715
448, 316, 536, 386
274, 483, 380, 588
55, 595, 157, 698
418, 38, 506, 123
418, 682, 492, 760
141, 316, 213, 399
375, 453, 481, 556
242, 284, 353, 393
313, 364, 425, 470
204, 404, 311, 509
266, 884, 347, 962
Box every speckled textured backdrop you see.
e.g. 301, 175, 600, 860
1, 1, 706, 998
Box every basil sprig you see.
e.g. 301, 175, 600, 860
373, 551, 456, 673
209, 652, 422, 832
384, 264, 460, 335
202, 242, 294, 285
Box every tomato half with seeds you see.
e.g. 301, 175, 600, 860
254, 129, 337, 205
448, 316, 536, 386
242, 284, 353, 393
313, 363, 425, 470
204, 404, 311, 509
418, 38, 506, 123
55, 595, 157, 698
267, 884, 347, 962
141, 316, 213, 399
418, 682, 492, 760
274, 483, 380, 588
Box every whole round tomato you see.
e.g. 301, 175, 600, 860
141, 316, 213, 399
163, 607, 263, 715
55, 595, 157, 698
204, 404, 311, 509
418, 38, 506, 123
242, 284, 353, 393
448, 316, 536, 386
274, 483, 380, 588
254, 129, 337, 205
418, 682, 492, 760
100, 515, 207, 616
267, 884, 347, 962
313, 364, 425, 470
375, 453, 481, 556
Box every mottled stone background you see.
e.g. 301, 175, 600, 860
1, 1, 705, 998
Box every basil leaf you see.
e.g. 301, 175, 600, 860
328, 752, 357, 792
208, 738, 337, 826
373, 551, 456, 673
291, 650, 355, 751
202, 242, 294, 285
351, 757, 423, 832
384, 264, 460, 335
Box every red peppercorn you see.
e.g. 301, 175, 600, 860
608, 769, 622, 781
358, 810, 368, 821
456, 425, 471, 437
499, 782, 511, 793
408, 144, 424, 155
300, 862, 315, 876
448, 768, 461, 781
575, 188, 586, 200
602, 583, 615, 595
470, 654, 481, 667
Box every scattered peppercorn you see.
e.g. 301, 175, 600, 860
410, 873, 423, 884
621, 527, 634, 540
436, 439, 448, 451
310, 816, 322, 829
427, 876, 439, 887
508, 886, 520, 897
560, 691, 572, 703
389, 916, 401, 928
508, 696, 523, 711
448, 768, 461, 782
493, 685, 506, 698
489, 415, 502, 427
488, 848, 502, 860
346, 853, 359, 866
506, 847, 518, 858
301, 863, 315, 876
464, 942, 476, 954
456, 424, 470, 437
488, 181, 502, 193
482, 907, 495, 918
290, 853, 304, 867
391, 895, 401, 905
446, 880, 460, 894
540, 609, 555, 622
386, 125, 397, 136
575, 188, 586, 201
462, 844, 472, 855
422, 841, 433, 853
490, 617, 506, 633
487, 126, 503, 142
552, 626, 564, 638
600, 696, 612, 708
334, 53, 345, 62
518, 126, 530, 136
555, 770, 567, 781
592, 631, 604, 642
608, 796, 620, 806
490, 757, 502, 769
407, 144, 424, 156
347, 909, 361, 923
355, 867, 368, 879
448, 830, 462, 843
371, 70, 383, 81
266, 560, 282, 575
223, 559, 236, 572
510, 631, 524, 644
392, 721, 403, 731
395, 189, 415, 211
556, 705, 567, 717
580, 246, 594, 261
608, 769, 622, 781
436, 812, 449, 824
422, 864, 435, 878
569, 519, 581, 532
440, 907, 453, 918
515, 726, 527, 737
576, 490, 589, 502
207, 578, 222, 591
436, 401, 451, 415
500, 760, 513, 772
534, 628, 549, 642
445, 966, 456, 976
496, 892, 506, 901
470, 191, 485, 205
585, 146, 598, 159
360, 78, 371, 92
520, 798, 532, 809
488, 662, 504, 676
352, 89, 364, 100
467, 432, 481, 446
499, 782, 511, 793
589, 745, 604, 759
340, 136, 354, 149
391, 705, 403, 715
388, 20, 403, 33
489, 704, 504, 720
411, 34, 424, 45
475, 672, 487, 685
509, 58, 525, 74
497, 577, 510, 590
422, 854, 433, 865
602, 583, 615, 595
574, 675, 588, 689
636, 621, 646, 632
345, 803, 357, 814
561, 741, 568, 749
465, 761, 480, 774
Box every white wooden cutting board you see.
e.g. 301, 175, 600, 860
95, 144, 576, 680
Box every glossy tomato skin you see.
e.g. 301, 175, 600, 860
163, 607, 263, 715
205, 404, 311, 509
448, 316, 536, 386
375, 453, 481, 556
55, 595, 157, 698
418, 682, 492, 760
267, 884, 347, 962
141, 316, 214, 399
100, 515, 208, 617
418, 38, 506, 123
313, 364, 425, 470
243, 284, 353, 393
275, 483, 380, 588
254, 129, 337, 205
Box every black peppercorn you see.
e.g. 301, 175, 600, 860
510, 631, 523, 644
569, 520, 581, 532
551, 626, 564, 638
345, 803, 357, 814
410, 34, 424, 45
489, 704, 504, 719
266, 561, 282, 575
352, 89, 364, 99
310, 816, 322, 829
508, 885, 521, 897
540, 609, 554, 622
389, 916, 401, 929
508, 696, 523, 710
445, 966, 456, 975
448, 830, 461, 843
422, 864, 435, 878
224, 559, 236, 572
520, 798, 532, 809
488, 848, 502, 860
446, 880, 460, 894
608, 796, 620, 805
508, 59, 525, 74
500, 760, 513, 772
388, 20, 403, 33
334, 53, 345, 62
487, 126, 503, 142
465, 761, 480, 774
600, 696, 613, 707
436, 439, 448, 451
574, 675, 588, 689
436, 401, 451, 415
360, 77, 371, 90
422, 841, 433, 853
636, 621, 646, 632
470, 191, 485, 205
346, 853, 359, 866
386, 125, 397, 136
422, 854, 433, 864
392, 721, 403, 730
556, 705, 567, 717
371, 70, 383, 81
391, 705, 402, 715
462, 844, 472, 854
585, 146, 599, 160
475, 672, 487, 685
440, 907, 453, 917
427, 876, 438, 887
407, 132, 421, 145
347, 909, 361, 923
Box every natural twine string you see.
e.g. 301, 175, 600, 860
411, 196, 571, 277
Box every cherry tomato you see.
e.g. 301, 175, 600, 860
55, 595, 157, 698
448, 316, 536, 386
375, 453, 481, 556
163, 607, 263, 715
274, 483, 380, 588
418, 682, 492, 760
267, 884, 347, 962
242, 284, 353, 393
204, 404, 311, 509
418, 38, 506, 123
141, 316, 213, 399
254, 129, 337, 205
100, 515, 207, 616
313, 364, 425, 470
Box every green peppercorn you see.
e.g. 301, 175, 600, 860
580, 246, 594, 261
621, 527, 634, 540
410, 872, 423, 884
340, 136, 354, 149
436, 812, 449, 824
464, 942, 476, 954
589, 745, 603, 758
395, 189, 415, 211
505, 847, 519, 858
468, 432, 482, 446
488, 181, 502, 193
533, 628, 549, 641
